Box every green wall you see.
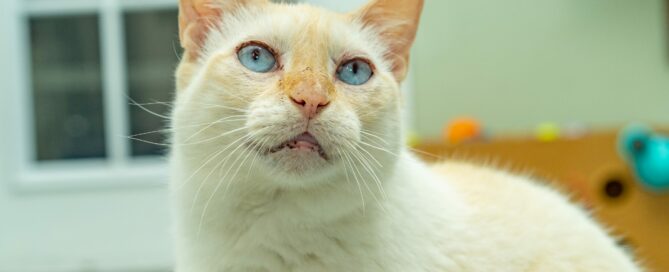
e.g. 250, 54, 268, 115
413, 0, 669, 137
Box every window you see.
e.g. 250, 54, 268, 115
8, 0, 181, 189
124, 9, 180, 157
30, 14, 107, 161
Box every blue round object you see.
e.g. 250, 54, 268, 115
619, 125, 669, 192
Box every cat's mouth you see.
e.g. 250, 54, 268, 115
269, 132, 328, 160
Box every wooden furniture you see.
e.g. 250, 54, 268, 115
415, 131, 669, 271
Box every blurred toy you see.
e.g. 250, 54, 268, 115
619, 125, 669, 192
563, 122, 589, 139
444, 117, 482, 145
535, 122, 560, 142
406, 131, 421, 148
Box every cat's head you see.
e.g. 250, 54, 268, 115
172, 0, 423, 188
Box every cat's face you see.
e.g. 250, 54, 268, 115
173, 0, 422, 188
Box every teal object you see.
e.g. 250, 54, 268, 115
620, 125, 669, 192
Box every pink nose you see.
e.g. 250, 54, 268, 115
289, 91, 330, 119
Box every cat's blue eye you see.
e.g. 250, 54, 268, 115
237, 43, 277, 73
336, 59, 373, 86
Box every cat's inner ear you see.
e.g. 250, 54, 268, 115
178, 0, 267, 60
353, 0, 425, 82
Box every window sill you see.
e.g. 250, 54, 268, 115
12, 157, 169, 193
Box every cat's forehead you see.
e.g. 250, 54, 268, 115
211, 3, 388, 68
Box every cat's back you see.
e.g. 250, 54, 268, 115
431, 161, 641, 272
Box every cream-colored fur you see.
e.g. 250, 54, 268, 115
170, 0, 642, 271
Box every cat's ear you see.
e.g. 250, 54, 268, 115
178, 0, 267, 60
353, 0, 424, 82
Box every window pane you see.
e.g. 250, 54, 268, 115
30, 15, 106, 161
124, 9, 180, 157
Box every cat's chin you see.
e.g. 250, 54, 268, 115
253, 146, 339, 186
266, 145, 332, 170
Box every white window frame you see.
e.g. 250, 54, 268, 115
5, 0, 181, 191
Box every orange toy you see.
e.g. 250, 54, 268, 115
444, 117, 482, 145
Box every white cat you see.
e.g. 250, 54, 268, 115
170, 0, 642, 271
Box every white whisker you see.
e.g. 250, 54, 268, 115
190, 134, 253, 216
360, 129, 389, 145
337, 147, 366, 212
358, 141, 399, 157
127, 96, 171, 119
342, 151, 385, 212
184, 115, 247, 143
348, 143, 387, 200
198, 139, 257, 236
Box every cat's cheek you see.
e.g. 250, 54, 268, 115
344, 89, 397, 126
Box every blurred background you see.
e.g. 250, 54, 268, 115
0, 0, 667, 271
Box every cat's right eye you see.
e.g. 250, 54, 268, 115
237, 42, 277, 73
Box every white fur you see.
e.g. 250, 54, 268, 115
170, 2, 641, 271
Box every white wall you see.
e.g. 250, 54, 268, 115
304, 0, 366, 12
413, 0, 669, 136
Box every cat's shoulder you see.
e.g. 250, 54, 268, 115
430, 159, 593, 229
428, 160, 641, 271
430, 160, 572, 207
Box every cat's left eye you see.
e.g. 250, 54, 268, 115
336, 59, 373, 86
237, 43, 277, 73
